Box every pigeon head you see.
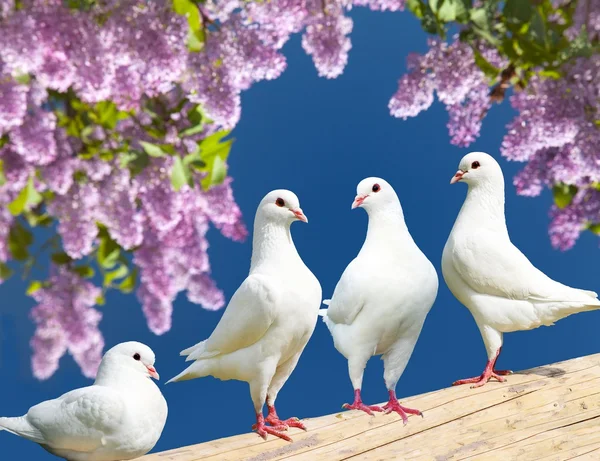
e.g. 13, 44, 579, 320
101, 341, 160, 380
257, 189, 307, 224
451, 152, 504, 187
352, 177, 398, 211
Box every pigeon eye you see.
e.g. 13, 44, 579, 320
133, 353, 141, 361
372, 184, 381, 193
471, 161, 480, 169
275, 198, 285, 207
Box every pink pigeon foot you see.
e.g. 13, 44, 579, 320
452, 347, 513, 388
266, 405, 307, 431
252, 413, 292, 442
382, 390, 423, 424
342, 389, 383, 415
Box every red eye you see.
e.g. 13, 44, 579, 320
372, 184, 381, 193
471, 161, 480, 169
275, 198, 285, 207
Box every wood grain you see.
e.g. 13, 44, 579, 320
141, 354, 600, 460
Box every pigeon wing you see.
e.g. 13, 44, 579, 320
191, 273, 281, 359
25, 386, 126, 452
326, 262, 365, 325
451, 231, 597, 302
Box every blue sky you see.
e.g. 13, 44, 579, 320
1, 8, 598, 459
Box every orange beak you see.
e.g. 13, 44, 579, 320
352, 195, 367, 209
147, 365, 160, 380
292, 208, 308, 223
450, 170, 465, 184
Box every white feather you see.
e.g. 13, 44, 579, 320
321, 177, 438, 393
168, 189, 322, 415
0, 342, 167, 461
443, 152, 600, 359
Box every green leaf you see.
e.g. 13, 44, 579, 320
587, 223, 600, 235
8, 176, 42, 216
8, 221, 33, 261
73, 265, 95, 278
538, 69, 561, 79
96, 293, 106, 305
97, 233, 120, 269
24, 211, 53, 228
0, 262, 13, 280
104, 264, 129, 287
503, 0, 533, 24
430, 0, 469, 23
0, 158, 6, 186
26, 280, 43, 295
51, 252, 72, 265
473, 48, 500, 79
171, 155, 192, 191
139, 141, 166, 158
202, 155, 227, 190
118, 268, 138, 294
407, 0, 425, 18
552, 184, 577, 209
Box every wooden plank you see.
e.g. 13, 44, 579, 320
141, 354, 600, 461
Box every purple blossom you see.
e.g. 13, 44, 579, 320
48, 183, 100, 259
10, 106, 58, 166
302, 5, 353, 79
187, 273, 225, 310
0, 71, 27, 136
30, 266, 103, 379
97, 169, 143, 250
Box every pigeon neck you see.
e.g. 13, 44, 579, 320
458, 180, 507, 232
364, 205, 411, 246
250, 218, 297, 271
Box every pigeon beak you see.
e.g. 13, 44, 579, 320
147, 366, 160, 380
450, 170, 465, 184
352, 195, 367, 209
291, 208, 308, 223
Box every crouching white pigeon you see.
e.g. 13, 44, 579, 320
0, 342, 167, 461
319, 178, 438, 423
443, 152, 600, 388
167, 190, 322, 442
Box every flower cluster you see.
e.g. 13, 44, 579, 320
0, 0, 403, 379
389, 38, 506, 147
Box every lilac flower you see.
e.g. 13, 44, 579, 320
10, 107, 58, 166
352, 0, 405, 10
187, 273, 225, 310
48, 183, 100, 259
30, 266, 103, 379
0, 71, 27, 136
97, 169, 143, 250
302, 4, 353, 79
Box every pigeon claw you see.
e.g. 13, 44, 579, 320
342, 390, 383, 416
265, 406, 307, 432
253, 413, 292, 442
342, 402, 383, 416
452, 370, 509, 388
382, 391, 422, 425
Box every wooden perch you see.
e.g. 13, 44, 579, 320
142, 354, 600, 460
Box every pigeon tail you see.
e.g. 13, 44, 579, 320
166, 360, 212, 384
0, 417, 45, 443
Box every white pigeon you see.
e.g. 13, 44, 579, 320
167, 190, 322, 442
0, 342, 167, 461
443, 152, 600, 388
319, 178, 438, 423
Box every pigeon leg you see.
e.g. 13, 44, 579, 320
252, 413, 292, 442
382, 390, 423, 424
452, 347, 513, 388
342, 389, 384, 415
265, 404, 306, 431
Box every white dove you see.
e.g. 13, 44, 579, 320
320, 178, 438, 423
167, 190, 321, 442
0, 342, 167, 461
443, 152, 600, 388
